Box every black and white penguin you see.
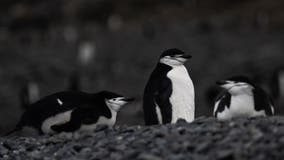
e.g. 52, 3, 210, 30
143, 48, 195, 125
9, 91, 133, 135
213, 76, 274, 120
67, 71, 81, 91
20, 80, 40, 109
270, 67, 284, 99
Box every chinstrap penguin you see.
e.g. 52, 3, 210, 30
143, 48, 195, 125
213, 76, 274, 121
67, 71, 81, 91
20, 80, 40, 109
271, 67, 284, 99
7, 90, 134, 135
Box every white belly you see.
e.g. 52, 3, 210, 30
217, 94, 265, 120
41, 110, 72, 134
79, 111, 117, 132
167, 65, 195, 123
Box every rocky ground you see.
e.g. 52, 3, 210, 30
1, 116, 284, 160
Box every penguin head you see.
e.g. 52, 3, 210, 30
216, 76, 255, 95
98, 91, 134, 112
159, 48, 192, 67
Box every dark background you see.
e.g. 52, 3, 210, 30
0, 0, 284, 134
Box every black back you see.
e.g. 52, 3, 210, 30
143, 63, 173, 125
17, 91, 113, 133
214, 91, 231, 117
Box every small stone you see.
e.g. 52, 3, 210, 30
73, 145, 83, 152
138, 153, 163, 160
94, 125, 109, 133
80, 147, 92, 154
176, 119, 188, 125
0, 145, 9, 155
217, 150, 234, 160
29, 150, 42, 159
177, 127, 186, 135
196, 142, 210, 152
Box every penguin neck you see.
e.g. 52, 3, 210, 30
104, 104, 118, 127
228, 87, 254, 97
105, 101, 118, 120
158, 62, 186, 69
167, 65, 192, 81
157, 62, 173, 69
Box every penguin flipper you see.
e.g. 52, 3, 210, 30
213, 91, 231, 117
143, 93, 160, 125
155, 78, 173, 124
50, 108, 83, 133
51, 105, 102, 133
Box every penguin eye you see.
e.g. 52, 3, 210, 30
111, 98, 118, 102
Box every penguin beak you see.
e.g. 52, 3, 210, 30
180, 54, 192, 59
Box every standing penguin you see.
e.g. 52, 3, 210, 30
213, 76, 274, 120
67, 71, 81, 91
270, 67, 284, 99
20, 80, 40, 109
7, 91, 133, 135
143, 48, 195, 125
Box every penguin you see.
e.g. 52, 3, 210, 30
143, 48, 195, 125
8, 90, 133, 135
20, 80, 40, 109
270, 67, 284, 115
270, 67, 284, 99
213, 76, 274, 121
67, 71, 81, 91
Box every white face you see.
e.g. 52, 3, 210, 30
159, 55, 188, 67
221, 81, 254, 95
105, 97, 129, 112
